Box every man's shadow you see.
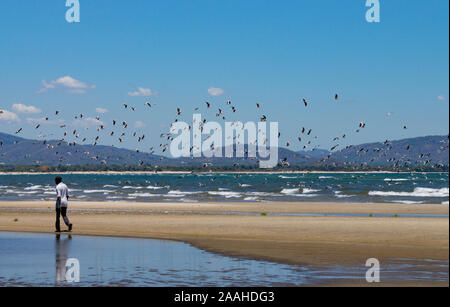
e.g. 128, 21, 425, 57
55, 234, 72, 284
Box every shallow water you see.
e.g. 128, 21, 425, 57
0, 232, 447, 287
0, 172, 448, 204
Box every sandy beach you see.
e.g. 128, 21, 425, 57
0, 201, 448, 286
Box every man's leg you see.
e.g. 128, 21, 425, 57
55, 207, 61, 232
61, 207, 72, 231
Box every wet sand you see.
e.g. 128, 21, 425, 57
0, 201, 448, 286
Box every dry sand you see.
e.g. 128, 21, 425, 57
0, 201, 448, 286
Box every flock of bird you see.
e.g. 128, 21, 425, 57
0, 94, 449, 170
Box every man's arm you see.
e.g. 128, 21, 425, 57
56, 187, 62, 207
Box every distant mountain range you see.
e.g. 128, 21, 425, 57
0, 132, 448, 169
322, 135, 449, 167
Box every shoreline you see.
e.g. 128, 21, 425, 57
1, 201, 449, 215
0, 201, 448, 286
0, 171, 448, 175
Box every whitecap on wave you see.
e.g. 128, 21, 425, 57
208, 191, 241, 198
368, 187, 449, 198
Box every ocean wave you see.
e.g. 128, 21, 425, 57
279, 176, 297, 179
244, 197, 259, 201
103, 185, 118, 188
6, 189, 38, 194
24, 185, 43, 190
291, 194, 319, 198
168, 190, 201, 195
281, 188, 300, 194
319, 176, 334, 179
384, 178, 409, 182
246, 191, 280, 197
208, 191, 241, 198
83, 190, 113, 194
369, 187, 449, 198
442, 201, 449, 205
282, 188, 320, 195
303, 188, 321, 194
334, 191, 354, 198
128, 193, 158, 197
165, 191, 202, 198
391, 200, 425, 205
147, 185, 164, 190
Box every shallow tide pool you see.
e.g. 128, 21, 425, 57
0, 232, 447, 287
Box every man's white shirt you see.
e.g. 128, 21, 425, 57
56, 182, 69, 208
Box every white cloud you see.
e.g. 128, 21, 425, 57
208, 87, 224, 96
12, 103, 42, 114
96, 107, 108, 114
134, 121, 146, 129
438, 95, 448, 101
0, 110, 20, 122
128, 87, 153, 97
37, 76, 96, 94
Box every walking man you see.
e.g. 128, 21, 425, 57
55, 176, 73, 232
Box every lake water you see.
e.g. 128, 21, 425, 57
0, 172, 448, 204
0, 232, 447, 287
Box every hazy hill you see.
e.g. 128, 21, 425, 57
326, 135, 449, 167
0, 132, 448, 168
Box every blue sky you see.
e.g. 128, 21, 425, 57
0, 0, 448, 155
